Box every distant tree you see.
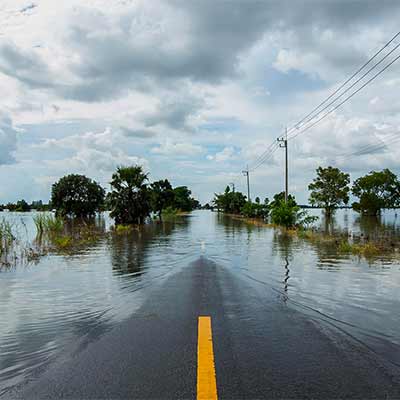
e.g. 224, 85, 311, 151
172, 186, 199, 212
213, 186, 247, 214
6, 202, 17, 211
108, 166, 151, 224
150, 179, 175, 220
15, 199, 31, 212
30, 200, 43, 210
270, 192, 297, 208
241, 198, 269, 219
308, 166, 350, 216
352, 169, 400, 215
51, 174, 105, 218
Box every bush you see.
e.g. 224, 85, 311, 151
270, 194, 317, 228
51, 174, 105, 218
240, 199, 269, 219
33, 214, 64, 235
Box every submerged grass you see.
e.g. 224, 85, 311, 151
229, 213, 399, 261
0, 218, 15, 262
114, 224, 135, 234
33, 214, 105, 253
33, 214, 64, 235
0, 218, 14, 246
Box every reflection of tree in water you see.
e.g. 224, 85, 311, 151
272, 230, 294, 259
272, 231, 292, 302
354, 214, 400, 241
217, 212, 260, 240
109, 220, 188, 277
321, 212, 337, 235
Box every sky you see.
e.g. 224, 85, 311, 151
1, 0, 400, 205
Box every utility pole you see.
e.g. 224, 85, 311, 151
242, 165, 251, 202
277, 127, 288, 203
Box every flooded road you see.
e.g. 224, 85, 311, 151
1, 210, 400, 397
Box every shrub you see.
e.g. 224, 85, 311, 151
270, 194, 318, 228
51, 174, 105, 218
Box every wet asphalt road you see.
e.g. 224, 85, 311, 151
6, 257, 400, 399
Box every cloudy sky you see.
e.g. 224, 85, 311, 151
1, 0, 400, 204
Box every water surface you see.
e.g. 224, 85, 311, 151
1, 210, 399, 394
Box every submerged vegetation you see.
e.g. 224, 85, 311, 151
296, 228, 393, 259
33, 214, 64, 235
2, 163, 400, 266
211, 165, 400, 260
213, 188, 316, 229
0, 218, 15, 258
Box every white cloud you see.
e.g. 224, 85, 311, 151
0, 111, 18, 164
1, 1, 400, 203
214, 146, 236, 163
151, 140, 203, 156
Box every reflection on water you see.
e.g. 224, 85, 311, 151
0, 209, 400, 394
0, 213, 191, 395
216, 209, 400, 368
313, 208, 400, 240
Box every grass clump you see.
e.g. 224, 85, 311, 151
53, 236, 73, 249
0, 218, 15, 256
338, 241, 353, 253
33, 214, 64, 235
0, 218, 14, 244
114, 224, 135, 234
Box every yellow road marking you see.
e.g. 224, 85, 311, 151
197, 316, 218, 400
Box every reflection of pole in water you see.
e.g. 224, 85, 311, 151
283, 256, 290, 303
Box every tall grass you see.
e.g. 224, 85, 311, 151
33, 214, 64, 235
0, 218, 14, 254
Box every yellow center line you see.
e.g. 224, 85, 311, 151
197, 316, 218, 400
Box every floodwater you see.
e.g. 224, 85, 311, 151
0, 209, 400, 395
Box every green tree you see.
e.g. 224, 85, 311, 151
51, 174, 105, 218
308, 166, 350, 216
6, 203, 17, 211
172, 186, 198, 212
270, 192, 297, 208
270, 193, 317, 228
213, 186, 247, 214
109, 166, 151, 224
241, 198, 269, 219
15, 199, 31, 212
150, 179, 175, 220
352, 169, 400, 215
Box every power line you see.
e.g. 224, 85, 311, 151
286, 30, 400, 137
247, 140, 279, 171
333, 132, 400, 160
238, 31, 400, 192
294, 131, 400, 177
288, 51, 400, 141
287, 41, 400, 141
248, 142, 280, 172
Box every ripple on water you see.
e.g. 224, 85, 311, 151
1, 210, 400, 393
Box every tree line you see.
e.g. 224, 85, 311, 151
213, 167, 400, 227
213, 188, 317, 228
1, 165, 200, 225
0, 200, 51, 212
